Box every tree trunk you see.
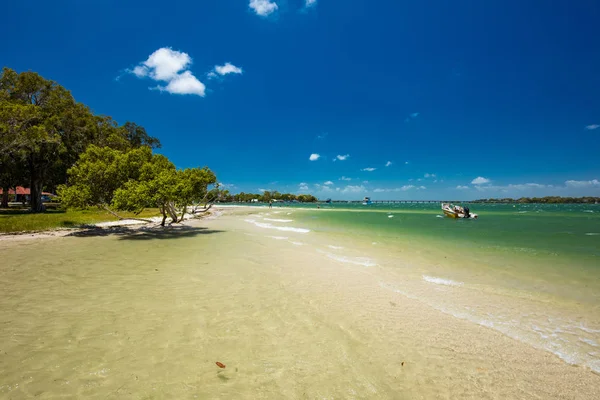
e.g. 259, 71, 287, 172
179, 206, 187, 222
1, 187, 9, 208
30, 174, 45, 213
160, 206, 167, 227
166, 202, 178, 223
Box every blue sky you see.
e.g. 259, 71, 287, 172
2, 0, 600, 200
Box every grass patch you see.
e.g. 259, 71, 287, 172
0, 208, 162, 234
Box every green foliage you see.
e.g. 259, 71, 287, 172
473, 196, 600, 204
0, 67, 161, 212
222, 192, 317, 203
60, 146, 217, 226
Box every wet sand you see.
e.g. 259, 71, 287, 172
1, 207, 599, 398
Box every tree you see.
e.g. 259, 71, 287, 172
0, 67, 161, 212
60, 146, 217, 226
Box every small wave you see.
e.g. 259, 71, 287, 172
244, 219, 310, 233
268, 236, 288, 240
436, 215, 444, 218
585, 233, 600, 236
264, 218, 293, 222
583, 210, 594, 213
388, 215, 394, 218
328, 245, 344, 250
289, 241, 304, 246
318, 250, 377, 267
422, 275, 464, 287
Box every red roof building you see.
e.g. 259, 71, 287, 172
0, 186, 54, 196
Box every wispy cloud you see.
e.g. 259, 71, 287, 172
341, 185, 366, 193
473, 183, 552, 192
405, 161, 409, 165
298, 183, 309, 191
339, 176, 352, 181
361, 167, 376, 172
208, 62, 243, 79
315, 184, 334, 192
249, 0, 278, 16
373, 185, 424, 193
317, 132, 328, 140
127, 47, 206, 96
565, 179, 600, 188
471, 176, 490, 185
424, 173, 436, 178
305, 0, 317, 7
405, 113, 419, 123
336, 154, 350, 161
456, 185, 470, 190
324, 181, 334, 185
585, 124, 600, 130
258, 188, 271, 193
309, 153, 320, 161
385, 161, 392, 167
363, 180, 369, 184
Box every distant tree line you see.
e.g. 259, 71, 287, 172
472, 196, 600, 204
1, 67, 218, 223
216, 190, 317, 203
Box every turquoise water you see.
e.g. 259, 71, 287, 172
239, 203, 600, 373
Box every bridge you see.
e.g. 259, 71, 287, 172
322, 200, 471, 204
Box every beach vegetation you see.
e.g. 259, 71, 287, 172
0, 67, 161, 213
58, 146, 217, 226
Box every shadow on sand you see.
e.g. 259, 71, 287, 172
66, 224, 223, 240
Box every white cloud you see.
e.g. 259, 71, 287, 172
418, 186, 426, 190
363, 180, 369, 184
473, 183, 552, 192
158, 71, 206, 96
207, 71, 217, 79
305, 0, 317, 7
410, 112, 419, 118
565, 179, 600, 188
128, 47, 206, 96
339, 176, 352, 181
373, 185, 417, 193
249, 0, 278, 16
405, 161, 409, 165
361, 167, 376, 172
471, 176, 490, 185
424, 173, 436, 178
258, 188, 271, 192
132, 65, 148, 77
309, 153, 320, 161
324, 181, 334, 185
142, 47, 192, 81
584, 124, 599, 130
456, 185, 470, 190
298, 184, 309, 191
315, 184, 334, 192
385, 161, 392, 167
341, 185, 366, 193
336, 154, 350, 161
214, 62, 243, 76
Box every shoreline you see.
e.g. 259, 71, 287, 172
0, 208, 221, 242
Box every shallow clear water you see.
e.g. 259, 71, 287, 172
1, 206, 600, 398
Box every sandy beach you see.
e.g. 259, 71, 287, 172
1, 206, 599, 399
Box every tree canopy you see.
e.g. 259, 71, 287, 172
59, 146, 217, 226
0, 67, 160, 211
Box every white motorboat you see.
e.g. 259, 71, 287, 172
442, 203, 478, 219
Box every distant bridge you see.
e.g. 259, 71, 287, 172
321, 200, 471, 204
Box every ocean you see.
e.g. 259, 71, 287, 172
245, 202, 600, 373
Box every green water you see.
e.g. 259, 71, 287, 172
268, 202, 600, 260
245, 203, 600, 373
